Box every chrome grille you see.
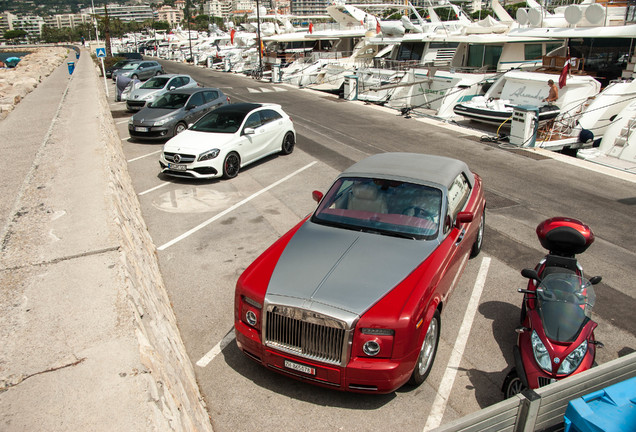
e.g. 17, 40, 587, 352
164, 152, 196, 163
265, 306, 347, 366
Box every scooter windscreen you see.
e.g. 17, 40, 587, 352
536, 273, 596, 343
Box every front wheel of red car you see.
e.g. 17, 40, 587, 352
470, 209, 485, 258
409, 310, 440, 386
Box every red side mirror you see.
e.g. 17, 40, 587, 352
312, 190, 323, 203
456, 211, 474, 227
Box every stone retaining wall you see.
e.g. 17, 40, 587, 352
94, 56, 214, 430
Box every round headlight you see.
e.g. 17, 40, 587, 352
363, 340, 381, 356
245, 310, 257, 327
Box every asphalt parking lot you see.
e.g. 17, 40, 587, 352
106, 63, 636, 431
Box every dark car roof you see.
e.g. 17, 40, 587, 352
214, 103, 262, 115
342, 153, 475, 188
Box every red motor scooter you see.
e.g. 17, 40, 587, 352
503, 217, 603, 398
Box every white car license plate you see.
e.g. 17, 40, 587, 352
169, 163, 187, 171
284, 360, 315, 375
135, 126, 149, 132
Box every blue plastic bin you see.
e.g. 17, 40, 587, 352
564, 376, 636, 432
67, 61, 75, 75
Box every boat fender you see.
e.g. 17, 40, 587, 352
579, 129, 594, 143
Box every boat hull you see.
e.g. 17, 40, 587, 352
453, 103, 560, 126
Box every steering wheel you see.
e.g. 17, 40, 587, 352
402, 206, 436, 222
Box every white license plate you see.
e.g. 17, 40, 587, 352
169, 163, 187, 171
135, 126, 149, 132
284, 360, 315, 375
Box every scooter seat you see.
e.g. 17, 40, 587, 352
542, 255, 579, 275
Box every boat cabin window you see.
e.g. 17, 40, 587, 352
524, 43, 564, 61
396, 42, 427, 61
568, 37, 632, 86
524, 44, 543, 60
467, 44, 502, 71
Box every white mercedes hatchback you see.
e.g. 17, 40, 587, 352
160, 103, 295, 180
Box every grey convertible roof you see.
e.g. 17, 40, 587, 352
341, 153, 475, 188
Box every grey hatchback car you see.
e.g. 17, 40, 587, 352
112, 60, 164, 81
128, 87, 230, 140
126, 74, 198, 112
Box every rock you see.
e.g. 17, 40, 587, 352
0, 47, 68, 120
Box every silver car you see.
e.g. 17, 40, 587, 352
126, 74, 198, 112
112, 60, 164, 82
128, 87, 230, 140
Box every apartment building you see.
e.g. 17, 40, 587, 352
80, 4, 154, 23
9, 14, 45, 38
0, 12, 16, 34
43, 13, 92, 30
156, 5, 184, 26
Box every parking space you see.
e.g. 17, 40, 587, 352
105, 67, 636, 432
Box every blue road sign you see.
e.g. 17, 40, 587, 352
96, 48, 106, 58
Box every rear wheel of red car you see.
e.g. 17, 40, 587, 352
470, 209, 485, 258
223, 152, 240, 179
409, 310, 440, 386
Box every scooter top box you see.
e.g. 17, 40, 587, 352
536, 217, 595, 255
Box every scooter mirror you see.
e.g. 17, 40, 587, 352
521, 268, 540, 281
589, 276, 602, 285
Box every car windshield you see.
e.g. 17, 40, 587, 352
190, 110, 246, 133
312, 177, 442, 240
537, 273, 596, 342
140, 77, 169, 89
112, 60, 129, 68
121, 63, 139, 70
149, 93, 190, 109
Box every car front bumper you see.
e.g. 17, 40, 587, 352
235, 320, 415, 394
129, 124, 172, 140
159, 152, 222, 179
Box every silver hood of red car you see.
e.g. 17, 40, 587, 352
266, 220, 440, 319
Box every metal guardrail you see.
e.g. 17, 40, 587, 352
433, 351, 636, 432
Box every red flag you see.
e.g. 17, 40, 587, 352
230, 28, 235, 45
308, 22, 313, 34
559, 59, 570, 89
376, 18, 381, 34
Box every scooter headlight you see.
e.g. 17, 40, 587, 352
557, 340, 587, 375
531, 330, 552, 372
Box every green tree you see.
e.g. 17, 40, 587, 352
152, 21, 170, 31
4, 29, 28, 41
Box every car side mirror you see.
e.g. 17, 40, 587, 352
589, 276, 602, 285
169, 86, 176, 90
455, 211, 473, 227
243, 127, 255, 135
185, 104, 194, 110
312, 190, 323, 203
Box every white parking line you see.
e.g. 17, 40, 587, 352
127, 150, 162, 163
157, 161, 317, 251
196, 327, 236, 367
116, 119, 129, 125
423, 256, 491, 432
138, 182, 169, 196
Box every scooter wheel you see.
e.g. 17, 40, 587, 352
503, 368, 526, 399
